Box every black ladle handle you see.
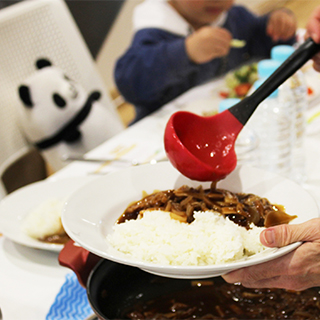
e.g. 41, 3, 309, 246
229, 37, 320, 125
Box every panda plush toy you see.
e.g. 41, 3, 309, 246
17, 58, 124, 171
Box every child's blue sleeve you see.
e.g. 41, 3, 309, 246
114, 29, 199, 111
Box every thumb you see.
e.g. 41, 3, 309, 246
260, 218, 320, 247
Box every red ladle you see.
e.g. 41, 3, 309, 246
164, 38, 320, 182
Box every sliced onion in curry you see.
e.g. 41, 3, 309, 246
118, 183, 297, 229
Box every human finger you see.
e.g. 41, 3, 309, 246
273, 16, 287, 39
267, 12, 287, 41
260, 218, 320, 248
266, 20, 277, 41
205, 27, 232, 56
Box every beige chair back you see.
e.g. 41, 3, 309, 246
0, 146, 48, 199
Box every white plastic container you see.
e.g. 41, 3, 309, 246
271, 45, 308, 183
249, 60, 294, 178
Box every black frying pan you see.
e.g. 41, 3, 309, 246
59, 240, 320, 320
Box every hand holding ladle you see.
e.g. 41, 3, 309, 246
164, 38, 320, 182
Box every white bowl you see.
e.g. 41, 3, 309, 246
62, 162, 319, 278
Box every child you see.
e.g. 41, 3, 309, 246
114, 0, 297, 122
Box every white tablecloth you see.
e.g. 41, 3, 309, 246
1, 78, 320, 319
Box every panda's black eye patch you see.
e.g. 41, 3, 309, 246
53, 93, 66, 108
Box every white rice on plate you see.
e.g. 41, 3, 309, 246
107, 210, 266, 266
21, 198, 65, 239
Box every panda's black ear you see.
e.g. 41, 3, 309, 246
18, 85, 33, 108
36, 58, 52, 69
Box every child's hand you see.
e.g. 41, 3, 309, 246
185, 26, 232, 64
267, 9, 297, 42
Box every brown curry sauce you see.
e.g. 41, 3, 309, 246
118, 183, 297, 229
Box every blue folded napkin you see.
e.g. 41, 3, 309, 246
46, 272, 94, 320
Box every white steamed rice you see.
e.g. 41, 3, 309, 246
107, 210, 266, 266
21, 198, 65, 239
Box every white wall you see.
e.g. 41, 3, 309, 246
96, 0, 143, 90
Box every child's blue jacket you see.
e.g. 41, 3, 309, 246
114, 5, 295, 122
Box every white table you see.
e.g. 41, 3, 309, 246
1, 78, 320, 320
0, 237, 67, 319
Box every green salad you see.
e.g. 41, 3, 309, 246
220, 63, 258, 98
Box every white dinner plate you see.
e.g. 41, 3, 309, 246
62, 162, 319, 278
0, 176, 96, 252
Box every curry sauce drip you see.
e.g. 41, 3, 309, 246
118, 183, 296, 229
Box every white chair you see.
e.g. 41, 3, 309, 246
0, 0, 124, 172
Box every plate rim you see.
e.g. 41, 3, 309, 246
62, 163, 319, 277
0, 176, 96, 252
